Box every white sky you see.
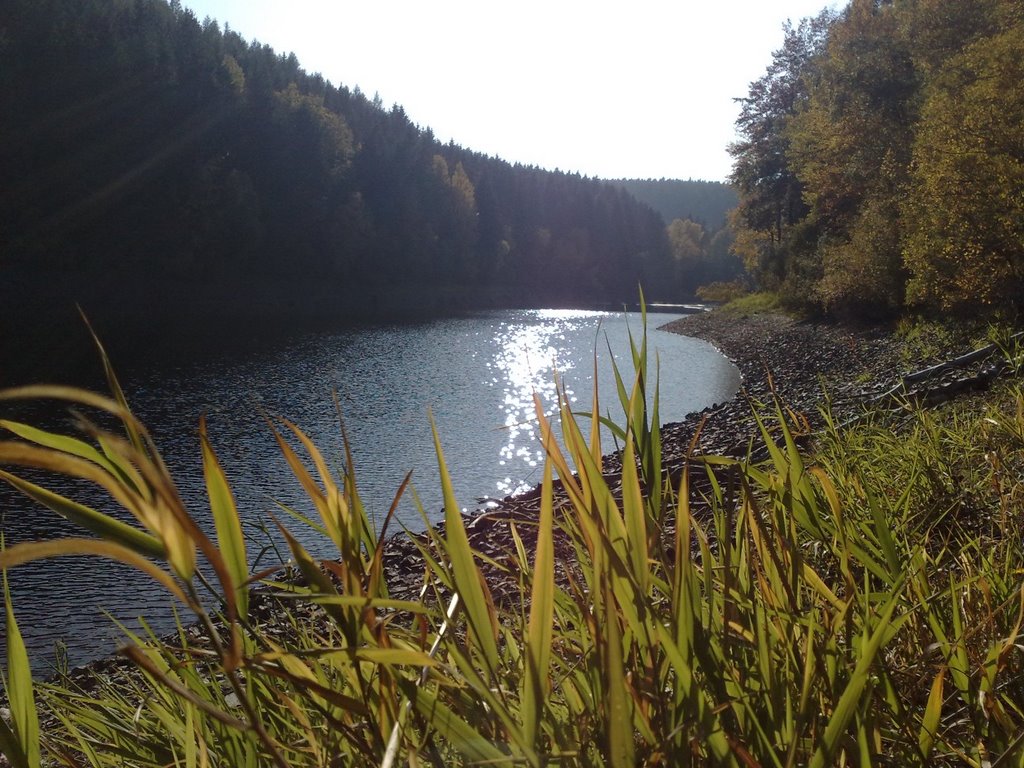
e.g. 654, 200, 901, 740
182, 0, 841, 182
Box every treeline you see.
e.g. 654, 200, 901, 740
730, 0, 1024, 319
0, 0, 695, 314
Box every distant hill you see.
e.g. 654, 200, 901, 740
0, 0, 681, 327
612, 179, 738, 228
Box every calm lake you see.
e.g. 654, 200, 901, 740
0, 308, 740, 670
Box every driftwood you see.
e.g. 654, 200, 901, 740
847, 331, 1023, 425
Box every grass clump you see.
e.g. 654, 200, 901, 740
1, 315, 1024, 765
717, 291, 781, 318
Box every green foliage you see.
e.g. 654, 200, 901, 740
695, 279, 749, 304
903, 22, 1024, 313
728, 12, 833, 293
613, 178, 738, 230
729, 0, 1024, 318
3, 319, 1024, 765
718, 291, 782, 318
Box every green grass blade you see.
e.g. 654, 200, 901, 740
200, 417, 249, 616
2, 569, 39, 768
810, 587, 905, 768
620, 428, 649, 594
430, 415, 500, 675
602, 580, 635, 768
918, 667, 946, 760
522, 460, 555, 750
397, 678, 508, 764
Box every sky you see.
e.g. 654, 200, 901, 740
181, 1, 841, 182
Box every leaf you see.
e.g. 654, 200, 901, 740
397, 678, 508, 765
0, 469, 165, 559
602, 580, 635, 768
2, 568, 39, 768
0, 538, 192, 607
0, 419, 121, 477
809, 587, 906, 768
918, 667, 946, 760
200, 417, 248, 616
522, 460, 555, 750
620, 426, 649, 595
430, 416, 499, 674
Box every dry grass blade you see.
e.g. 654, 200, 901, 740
0, 538, 193, 607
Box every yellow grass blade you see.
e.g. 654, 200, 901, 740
279, 417, 358, 558
266, 418, 341, 550
0, 538, 192, 607
0, 419, 122, 477
0, 469, 164, 559
919, 667, 946, 760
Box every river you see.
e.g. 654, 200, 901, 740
0, 308, 739, 670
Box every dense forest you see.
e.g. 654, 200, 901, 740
730, 0, 1024, 319
0, 0, 734, 324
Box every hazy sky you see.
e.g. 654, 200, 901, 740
181, 1, 840, 182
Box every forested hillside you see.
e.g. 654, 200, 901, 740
614, 178, 737, 229
615, 178, 743, 295
730, 0, 1024, 319
0, 0, 682, 319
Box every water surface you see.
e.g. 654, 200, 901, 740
0, 309, 739, 669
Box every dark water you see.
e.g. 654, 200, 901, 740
0, 309, 739, 671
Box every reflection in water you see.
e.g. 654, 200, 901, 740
490, 315, 570, 496
0, 309, 739, 668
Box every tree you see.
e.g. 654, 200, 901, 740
903, 21, 1024, 312
728, 11, 834, 292
785, 0, 917, 317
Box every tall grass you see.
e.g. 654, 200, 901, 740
1, 315, 1023, 765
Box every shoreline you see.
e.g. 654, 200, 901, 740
25, 308, 995, 691
374, 309, 947, 601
